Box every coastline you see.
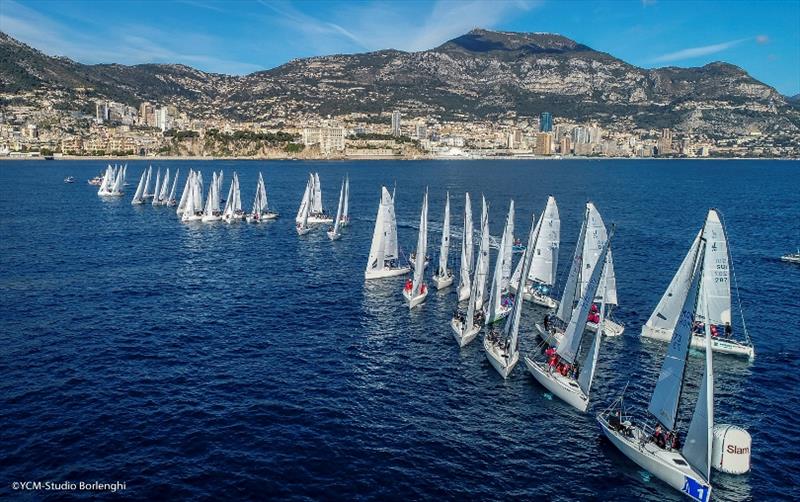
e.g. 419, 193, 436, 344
1, 155, 797, 161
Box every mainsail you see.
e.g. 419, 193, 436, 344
436, 192, 450, 278
296, 179, 311, 223
312, 173, 324, 214
411, 191, 429, 296
580, 203, 617, 305
457, 193, 474, 300
366, 187, 398, 274
696, 209, 731, 327
504, 213, 540, 353
555, 206, 588, 324
529, 196, 560, 286
332, 179, 345, 235
487, 200, 514, 323
473, 197, 491, 310
683, 299, 715, 481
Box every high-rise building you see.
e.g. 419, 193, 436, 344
535, 132, 553, 155
559, 136, 572, 155
155, 108, 169, 132
95, 101, 109, 122
572, 126, 589, 145
391, 111, 401, 137
414, 123, 427, 140
539, 112, 552, 133
139, 102, 154, 126
658, 128, 673, 155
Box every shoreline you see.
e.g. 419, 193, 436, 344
1, 155, 797, 161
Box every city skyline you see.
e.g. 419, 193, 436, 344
1, 0, 798, 95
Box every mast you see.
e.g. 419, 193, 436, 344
504, 212, 541, 353
684, 293, 715, 481
578, 251, 609, 395
366, 187, 391, 274
437, 192, 450, 278
557, 227, 613, 364
556, 205, 589, 323
411, 190, 428, 295
474, 196, 490, 310
296, 178, 311, 223
168, 169, 179, 204
457, 192, 474, 299
333, 179, 344, 234
648, 239, 706, 431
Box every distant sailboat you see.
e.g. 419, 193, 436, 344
141, 166, 154, 200
166, 169, 179, 206
327, 178, 346, 240
247, 172, 279, 222
131, 169, 147, 205
176, 169, 193, 216
97, 164, 124, 196
151, 168, 162, 205
403, 190, 429, 309
485, 200, 515, 324
181, 171, 204, 222
524, 228, 614, 412
432, 192, 454, 289
222, 172, 245, 223
153, 168, 170, 206
511, 196, 560, 308
451, 199, 488, 347
457, 193, 474, 302
473, 196, 491, 312
641, 209, 754, 360
365, 187, 410, 279
201, 172, 222, 222
484, 211, 540, 379
298, 172, 333, 224
597, 233, 715, 501
339, 174, 350, 227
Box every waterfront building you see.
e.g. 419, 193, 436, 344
535, 132, 553, 155
559, 136, 572, 155
391, 111, 401, 137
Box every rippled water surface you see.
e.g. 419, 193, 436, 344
1, 159, 799, 501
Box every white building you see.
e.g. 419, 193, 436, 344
391, 111, 401, 137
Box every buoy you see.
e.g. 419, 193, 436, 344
711, 424, 751, 474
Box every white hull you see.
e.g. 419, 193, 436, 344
450, 317, 481, 347
641, 326, 755, 360
247, 212, 278, 223
224, 214, 245, 224
327, 230, 342, 240
485, 303, 512, 325
597, 414, 711, 501
433, 273, 454, 290
457, 284, 470, 302
510, 283, 558, 308
403, 287, 428, 309
524, 356, 588, 412
364, 266, 411, 280
182, 213, 203, 222
131, 200, 145, 205
307, 215, 333, 224
535, 323, 564, 346
202, 214, 221, 222
588, 318, 625, 337
296, 226, 311, 235
483, 336, 519, 379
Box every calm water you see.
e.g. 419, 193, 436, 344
1, 159, 798, 501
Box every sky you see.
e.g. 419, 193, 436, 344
1, 0, 798, 95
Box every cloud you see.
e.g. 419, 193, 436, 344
756, 34, 769, 44
651, 38, 750, 63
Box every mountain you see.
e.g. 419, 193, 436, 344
1, 29, 797, 135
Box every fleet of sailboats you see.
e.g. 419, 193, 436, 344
94, 165, 758, 498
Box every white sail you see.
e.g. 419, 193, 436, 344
332, 179, 345, 235
436, 192, 450, 278
696, 209, 731, 327
260, 173, 269, 212
578, 254, 609, 396
342, 175, 349, 224
557, 227, 613, 364
167, 169, 179, 205
97, 166, 112, 195
143, 166, 153, 198
529, 196, 560, 285
683, 299, 715, 482
222, 174, 236, 218
411, 191, 429, 296
183, 172, 197, 217
504, 213, 540, 353
131, 170, 146, 204
312, 173, 324, 214
648, 243, 705, 430
151, 168, 162, 204
580, 202, 617, 305
487, 200, 514, 323
457, 193, 474, 301
203, 172, 218, 216
177, 169, 193, 215
157, 168, 170, 204
251, 173, 266, 216
298, 182, 310, 230
194, 171, 204, 211
296, 179, 311, 223
643, 231, 702, 335
474, 196, 491, 310
366, 187, 401, 274
556, 206, 588, 323
233, 173, 242, 213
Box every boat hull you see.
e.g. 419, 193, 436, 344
247, 212, 279, 223
450, 318, 480, 347
364, 266, 411, 280
182, 213, 203, 222
510, 283, 558, 308
535, 323, 564, 346
307, 215, 333, 224
327, 230, 341, 240
433, 273, 454, 290
588, 318, 625, 337
457, 283, 470, 302
641, 326, 755, 360
524, 356, 588, 412
597, 414, 711, 502
403, 287, 428, 309
483, 336, 518, 379
485, 303, 512, 325
296, 226, 311, 235
201, 214, 221, 222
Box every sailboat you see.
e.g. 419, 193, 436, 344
301, 172, 333, 224
511, 196, 560, 308
176, 169, 193, 216
296, 180, 311, 235
524, 228, 614, 412
141, 166, 153, 200
202, 172, 222, 222
181, 171, 204, 222
432, 192, 453, 289
537, 203, 622, 345
247, 172, 279, 222
641, 209, 754, 360
222, 172, 245, 223
131, 169, 147, 205
450, 199, 488, 347
484, 212, 540, 379
327, 178, 346, 240
597, 235, 715, 502
473, 196, 491, 312
154, 168, 170, 206
166, 169, 179, 206
485, 200, 515, 324
365, 187, 411, 279
97, 165, 122, 196
151, 168, 162, 205
457, 193, 474, 302
403, 190, 429, 308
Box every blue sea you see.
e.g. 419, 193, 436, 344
1, 159, 798, 501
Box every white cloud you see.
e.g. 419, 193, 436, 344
651, 38, 750, 63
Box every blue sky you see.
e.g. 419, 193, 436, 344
2, 0, 798, 95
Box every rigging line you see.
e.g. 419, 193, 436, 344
718, 210, 751, 344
